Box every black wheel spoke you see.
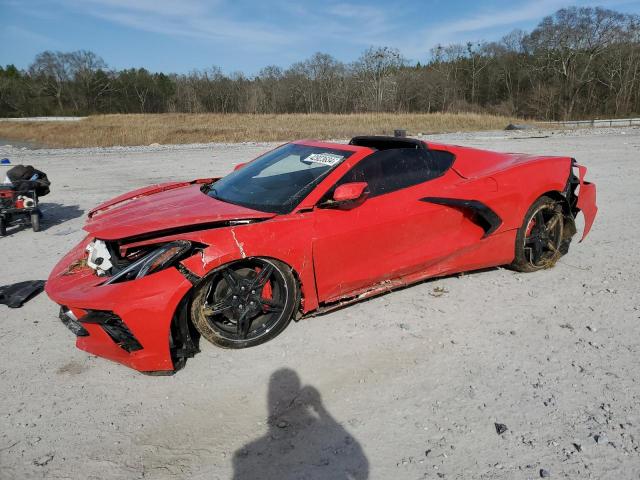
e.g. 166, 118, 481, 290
262, 298, 284, 312
236, 309, 252, 338
251, 264, 274, 290
525, 234, 539, 246
221, 268, 241, 288
532, 238, 544, 262
545, 214, 560, 233
203, 298, 233, 317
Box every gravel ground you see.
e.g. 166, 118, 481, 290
0, 127, 639, 480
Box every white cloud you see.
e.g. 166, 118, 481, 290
61, 0, 290, 46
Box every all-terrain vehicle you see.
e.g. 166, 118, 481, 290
0, 165, 50, 236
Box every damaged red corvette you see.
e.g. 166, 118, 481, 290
46, 136, 597, 373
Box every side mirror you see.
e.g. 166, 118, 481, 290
329, 182, 369, 208
233, 162, 247, 171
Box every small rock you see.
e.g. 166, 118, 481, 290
277, 421, 289, 429
540, 468, 550, 478
572, 442, 582, 452
425, 449, 432, 457
495, 423, 508, 435
33, 454, 54, 466
429, 286, 449, 297
594, 433, 608, 444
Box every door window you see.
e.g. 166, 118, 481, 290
323, 148, 454, 201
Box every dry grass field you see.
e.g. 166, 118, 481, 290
0, 112, 520, 147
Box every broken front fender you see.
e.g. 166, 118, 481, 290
575, 164, 597, 241
46, 237, 194, 372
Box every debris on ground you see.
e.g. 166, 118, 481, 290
0, 280, 46, 308
429, 286, 449, 297
594, 433, 608, 444
494, 423, 508, 435
540, 468, 550, 478
33, 454, 54, 467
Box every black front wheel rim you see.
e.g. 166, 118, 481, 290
200, 259, 288, 341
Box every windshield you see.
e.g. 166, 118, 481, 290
208, 143, 353, 213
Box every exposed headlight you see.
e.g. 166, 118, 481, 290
104, 240, 193, 285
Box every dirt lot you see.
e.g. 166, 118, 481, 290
1, 128, 639, 480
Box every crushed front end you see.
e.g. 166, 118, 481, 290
46, 236, 200, 373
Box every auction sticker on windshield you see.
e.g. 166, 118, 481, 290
304, 153, 344, 166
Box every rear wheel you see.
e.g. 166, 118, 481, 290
191, 258, 299, 349
0, 216, 6, 236
31, 211, 40, 232
511, 196, 565, 272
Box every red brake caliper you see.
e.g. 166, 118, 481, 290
255, 267, 273, 311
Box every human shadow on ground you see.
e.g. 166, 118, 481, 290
232, 368, 369, 480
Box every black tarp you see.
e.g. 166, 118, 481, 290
0, 280, 46, 308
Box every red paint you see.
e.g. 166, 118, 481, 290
332, 182, 368, 202
85, 184, 274, 240
575, 164, 598, 241
46, 139, 598, 373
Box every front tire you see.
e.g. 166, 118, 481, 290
511, 195, 566, 272
191, 258, 299, 349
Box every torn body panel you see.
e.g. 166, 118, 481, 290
48, 259, 192, 372
574, 164, 598, 241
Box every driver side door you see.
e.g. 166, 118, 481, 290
311, 149, 481, 303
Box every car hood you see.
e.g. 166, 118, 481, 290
84, 182, 275, 240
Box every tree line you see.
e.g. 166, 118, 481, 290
1, 6, 639, 120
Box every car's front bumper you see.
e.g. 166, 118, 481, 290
45, 236, 194, 373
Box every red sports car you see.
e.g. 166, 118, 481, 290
46, 136, 597, 374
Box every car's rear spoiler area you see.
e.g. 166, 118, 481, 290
426, 142, 567, 179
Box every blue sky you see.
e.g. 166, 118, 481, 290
1, 0, 639, 74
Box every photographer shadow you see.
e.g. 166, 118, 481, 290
233, 368, 369, 480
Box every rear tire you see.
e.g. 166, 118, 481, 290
31, 211, 40, 232
0, 217, 6, 236
191, 258, 299, 349
511, 195, 566, 272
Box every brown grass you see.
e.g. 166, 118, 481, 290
0, 112, 520, 148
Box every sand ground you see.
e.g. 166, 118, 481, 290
0, 128, 639, 479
